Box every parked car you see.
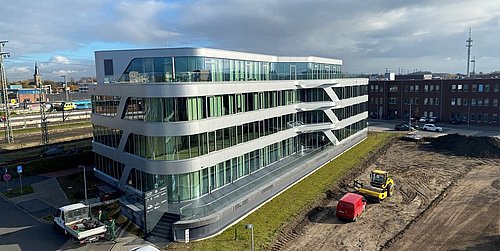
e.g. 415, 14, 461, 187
449, 119, 461, 125
394, 124, 410, 131
336, 193, 367, 222
428, 116, 438, 123
419, 117, 428, 123
422, 124, 443, 132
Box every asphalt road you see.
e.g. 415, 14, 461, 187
367, 119, 500, 138
0, 196, 114, 251
0, 196, 67, 251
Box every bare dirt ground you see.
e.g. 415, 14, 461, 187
273, 134, 500, 251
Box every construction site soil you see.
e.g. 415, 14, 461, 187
271, 134, 500, 251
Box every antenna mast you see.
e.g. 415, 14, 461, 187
0, 40, 14, 143
466, 27, 473, 77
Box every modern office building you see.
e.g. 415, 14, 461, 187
369, 78, 500, 124
90, 48, 368, 241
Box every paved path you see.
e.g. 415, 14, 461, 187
9, 178, 69, 209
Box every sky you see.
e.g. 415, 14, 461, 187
2, 0, 500, 81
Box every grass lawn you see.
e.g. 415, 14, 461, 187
41, 214, 54, 223
0, 121, 91, 138
168, 132, 393, 250
3, 185, 34, 198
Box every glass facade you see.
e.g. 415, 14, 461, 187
93, 125, 122, 148
95, 154, 125, 180
333, 119, 367, 142
93, 49, 369, 218
123, 137, 297, 202
123, 90, 297, 122
333, 102, 368, 121
108, 56, 342, 84
92, 95, 121, 117
124, 114, 296, 160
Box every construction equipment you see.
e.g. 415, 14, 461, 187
354, 170, 395, 202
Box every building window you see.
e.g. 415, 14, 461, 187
484, 98, 489, 107
388, 98, 397, 104
424, 98, 429, 105
424, 85, 428, 92
485, 84, 490, 92
470, 113, 476, 122
450, 98, 456, 106
457, 84, 462, 92
104, 59, 114, 75
492, 114, 498, 123
456, 98, 462, 106
478, 98, 483, 107
463, 98, 468, 106
463, 84, 469, 92
471, 98, 477, 106
415, 84, 419, 92
429, 85, 434, 91
451, 85, 456, 92
379, 97, 383, 104
483, 113, 488, 122
389, 85, 398, 92
478, 84, 484, 92
493, 99, 498, 107
494, 84, 499, 92
472, 84, 477, 92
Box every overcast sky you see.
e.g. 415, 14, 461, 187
2, 0, 500, 81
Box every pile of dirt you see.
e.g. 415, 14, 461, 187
428, 134, 500, 158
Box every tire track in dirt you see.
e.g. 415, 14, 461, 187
269, 137, 397, 251
385, 161, 500, 251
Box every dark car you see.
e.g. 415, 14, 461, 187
394, 124, 410, 131
449, 119, 460, 124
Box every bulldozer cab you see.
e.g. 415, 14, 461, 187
370, 170, 388, 187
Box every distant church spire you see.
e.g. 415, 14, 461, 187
34, 62, 42, 87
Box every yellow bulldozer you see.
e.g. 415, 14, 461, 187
354, 170, 395, 202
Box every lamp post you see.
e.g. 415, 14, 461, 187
79, 165, 88, 205
60, 75, 68, 101
408, 101, 412, 131
245, 224, 254, 251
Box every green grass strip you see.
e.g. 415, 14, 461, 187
169, 132, 393, 250
0, 121, 91, 137
3, 185, 34, 198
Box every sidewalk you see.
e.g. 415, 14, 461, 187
109, 229, 160, 251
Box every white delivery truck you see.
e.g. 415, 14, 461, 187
53, 203, 107, 244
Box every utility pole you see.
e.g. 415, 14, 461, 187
36, 63, 49, 148
0, 40, 14, 143
466, 27, 473, 77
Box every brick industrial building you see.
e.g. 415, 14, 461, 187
368, 78, 500, 125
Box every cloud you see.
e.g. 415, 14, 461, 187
49, 56, 71, 64
2, 0, 500, 81
6, 67, 31, 75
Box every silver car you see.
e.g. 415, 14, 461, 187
422, 124, 443, 132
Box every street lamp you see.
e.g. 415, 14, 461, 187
408, 101, 412, 131
79, 165, 88, 205
245, 224, 254, 251
60, 75, 68, 101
